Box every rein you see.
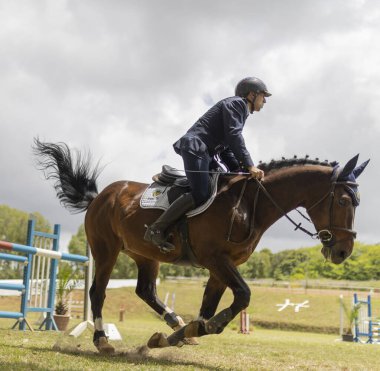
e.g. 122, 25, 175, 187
174, 168, 357, 247
253, 178, 357, 247
227, 175, 357, 247
253, 179, 317, 238
225, 176, 315, 243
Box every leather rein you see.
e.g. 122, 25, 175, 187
256, 177, 357, 248
227, 176, 357, 248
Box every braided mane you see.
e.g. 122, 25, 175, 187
257, 156, 338, 173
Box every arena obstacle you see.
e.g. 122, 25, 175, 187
0, 220, 122, 340
353, 293, 379, 344
0, 220, 87, 331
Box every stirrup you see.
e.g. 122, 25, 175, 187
158, 241, 175, 254
144, 225, 175, 253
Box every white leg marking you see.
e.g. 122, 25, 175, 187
164, 307, 173, 314
95, 317, 104, 331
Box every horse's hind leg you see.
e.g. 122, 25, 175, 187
131, 254, 198, 345
89, 239, 120, 354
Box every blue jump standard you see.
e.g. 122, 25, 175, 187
0, 220, 88, 331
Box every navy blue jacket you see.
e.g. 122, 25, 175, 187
173, 96, 254, 170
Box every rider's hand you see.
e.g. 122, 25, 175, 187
247, 166, 264, 180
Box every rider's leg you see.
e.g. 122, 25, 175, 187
144, 192, 195, 249
144, 151, 210, 250
182, 151, 211, 207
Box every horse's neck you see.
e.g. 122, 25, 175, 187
256, 166, 332, 230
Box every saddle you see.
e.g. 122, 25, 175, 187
140, 166, 245, 266
152, 165, 190, 188
140, 165, 220, 217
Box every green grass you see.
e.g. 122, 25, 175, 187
1, 279, 379, 370
152, 280, 380, 333
2, 279, 378, 333
0, 319, 378, 370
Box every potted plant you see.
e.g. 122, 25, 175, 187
53, 263, 79, 331
341, 300, 361, 342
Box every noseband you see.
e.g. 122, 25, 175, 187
254, 178, 357, 248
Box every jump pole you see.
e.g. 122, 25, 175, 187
0, 220, 88, 331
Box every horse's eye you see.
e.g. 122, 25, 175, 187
339, 197, 350, 207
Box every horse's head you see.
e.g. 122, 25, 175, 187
306, 154, 370, 264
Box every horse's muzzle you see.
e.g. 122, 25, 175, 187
321, 238, 354, 264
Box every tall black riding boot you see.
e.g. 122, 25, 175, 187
144, 193, 195, 252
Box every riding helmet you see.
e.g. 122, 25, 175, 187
235, 77, 272, 97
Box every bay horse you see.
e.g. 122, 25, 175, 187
33, 139, 369, 353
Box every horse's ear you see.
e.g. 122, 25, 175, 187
353, 159, 370, 178
338, 154, 359, 180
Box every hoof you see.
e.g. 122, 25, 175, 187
147, 332, 170, 349
96, 336, 115, 354
183, 337, 199, 345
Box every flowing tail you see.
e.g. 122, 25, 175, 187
33, 138, 101, 213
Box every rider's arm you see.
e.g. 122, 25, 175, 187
219, 148, 240, 172
222, 99, 264, 179
222, 99, 254, 169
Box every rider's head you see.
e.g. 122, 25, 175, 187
235, 77, 271, 113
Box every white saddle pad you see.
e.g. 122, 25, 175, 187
140, 173, 220, 218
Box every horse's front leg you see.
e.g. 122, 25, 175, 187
198, 274, 227, 320
148, 257, 249, 348
132, 255, 198, 345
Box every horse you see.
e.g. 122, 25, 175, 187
33, 139, 369, 353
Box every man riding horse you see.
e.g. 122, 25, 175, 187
144, 76, 271, 251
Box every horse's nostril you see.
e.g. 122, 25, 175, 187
339, 250, 346, 259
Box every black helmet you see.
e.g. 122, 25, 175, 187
235, 77, 272, 98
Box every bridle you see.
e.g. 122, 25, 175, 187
306, 180, 357, 247
253, 177, 358, 248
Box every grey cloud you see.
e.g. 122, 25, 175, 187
0, 0, 379, 251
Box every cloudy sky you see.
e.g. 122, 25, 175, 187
1, 0, 379, 253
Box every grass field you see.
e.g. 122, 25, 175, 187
1, 319, 379, 370
1, 279, 380, 370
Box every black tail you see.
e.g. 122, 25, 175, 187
33, 138, 101, 213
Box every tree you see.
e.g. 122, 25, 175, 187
0, 204, 51, 244
110, 253, 138, 279
68, 224, 139, 278
159, 263, 208, 279
68, 224, 87, 256
240, 249, 273, 279
0, 205, 51, 278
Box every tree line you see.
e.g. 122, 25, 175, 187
1, 204, 379, 281
0, 205, 52, 278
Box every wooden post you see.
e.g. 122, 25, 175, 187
119, 305, 126, 322
239, 310, 250, 334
